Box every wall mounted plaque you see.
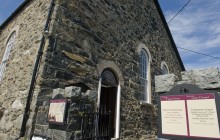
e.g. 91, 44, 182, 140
158, 84, 220, 140
31, 134, 48, 140
48, 99, 66, 124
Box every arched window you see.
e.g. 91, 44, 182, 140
0, 32, 16, 81
161, 61, 169, 75
140, 49, 149, 102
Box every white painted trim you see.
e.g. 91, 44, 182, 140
97, 77, 102, 111
147, 67, 151, 104
4, 25, 19, 45
96, 60, 124, 86
115, 83, 121, 138
161, 61, 169, 74
0, 30, 18, 82
137, 43, 152, 62
137, 43, 152, 103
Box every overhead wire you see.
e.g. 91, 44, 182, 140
165, 0, 220, 63
168, 0, 192, 24
177, 46, 220, 60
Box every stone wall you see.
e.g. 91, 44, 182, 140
38, 0, 183, 139
0, 0, 185, 139
155, 67, 220, 93
0, 0, 51, 139
34, 86, 97, 140
41, 0, 184, 91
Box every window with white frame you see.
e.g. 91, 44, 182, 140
140, 49, 149, 102
0, 32, 16, 81
161, 61, 169, 75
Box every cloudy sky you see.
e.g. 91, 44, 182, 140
0, 0, 24, 24
159, 0, 220, 70
1, 0, 220, 70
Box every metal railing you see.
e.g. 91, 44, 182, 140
80, 110, 112, 140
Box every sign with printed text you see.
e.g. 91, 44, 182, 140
31, 134, 48, 140
48, 99, 66, 124
158, 84, 220, 140
161, 97, 188, 136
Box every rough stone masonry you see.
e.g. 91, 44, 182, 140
39, 0, 183, 139
0, 0, 185, 139
155, 67, 220, 93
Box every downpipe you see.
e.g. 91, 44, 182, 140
19, 0, 55, 137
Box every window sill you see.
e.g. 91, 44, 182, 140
139, 100, 153, 108
111, 138, 119, 140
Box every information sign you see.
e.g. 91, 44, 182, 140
161, 93, 219, 138
48, 99, 66, 124
158, 84, 220, 140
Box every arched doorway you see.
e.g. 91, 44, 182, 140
96, 61, 123, 139
99, 68, 118, 138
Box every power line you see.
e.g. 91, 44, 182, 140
168, 0, 192, 24
177, 46, 220, 60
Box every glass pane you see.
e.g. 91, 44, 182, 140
0, 62, 6, 81
0, 32, 16, 81
162, 65, 168, 75
101, 70, 117, 86
140, 49, 149, 101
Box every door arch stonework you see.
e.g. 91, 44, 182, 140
96, 60, 124, 86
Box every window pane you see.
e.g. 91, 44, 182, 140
140, 49, 149, 101
0, 62, 6, 81
0, 32, 16, 81
162, 65, 168, 75
101, 69, 117, 86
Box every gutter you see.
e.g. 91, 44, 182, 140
19, 0, 55, 137
154, 0, 185, 71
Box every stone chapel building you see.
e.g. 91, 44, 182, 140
0, 0, 184, 139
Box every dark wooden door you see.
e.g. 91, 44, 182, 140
100, 86, 117, 138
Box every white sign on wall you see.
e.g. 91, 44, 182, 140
160, 93, 220, 139
48, 99, 66, 124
